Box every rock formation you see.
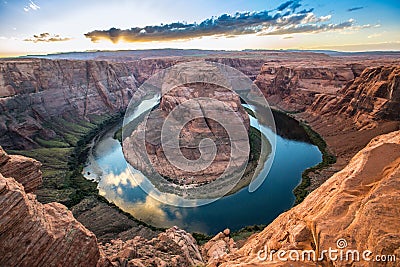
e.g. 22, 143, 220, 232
0, 146, 42, 193
0, 168, 100, 266
0, 59, 138, 149
216, 130, 400, 266
124, 82, 250, 185
1, 52, 400, 266
71, 196, 160, 243
310, 66, 400, 129
206, 57, 267, 80
99, 226, 203, 267
202, 228, 237, 266
1, 55, 397, 150
256, 61, 400, 189
255, 61, 358, 112
2, 129, 400, 266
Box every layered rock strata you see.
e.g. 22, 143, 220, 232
309, 66, 400, 129
256, 63, 400, 189
0, 173, 100, 266
0, 146, 42, 193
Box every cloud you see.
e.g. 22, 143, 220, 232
101, 168, 145, 188
347, 6, 364, 12
84, 0, 370, 43
276, 0, 301, 11
23, 0, 40, 12
368, 33, 383, 39
260, 19, 371, 36
24, 33, 72, 43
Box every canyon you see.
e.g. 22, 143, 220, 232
0, 50, 399, 266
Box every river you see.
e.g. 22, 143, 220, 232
83, 103, 321, 235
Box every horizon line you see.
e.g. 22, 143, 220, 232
2, 47, 400, 59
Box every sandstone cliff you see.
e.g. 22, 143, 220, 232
214, 130, 400, 266
255, 60, 359, 112
2, 55, 396, 151
309, 66, 400, 129
202, 228, 237, 266
0, 53, 366, 150
1, 54, 400, 267
256, 61, 400, 190
0, 171, 100, 266
0, 146, 42, 193
2, 130, 399, 266
206, 57, 267, 80
0, 59, 139, 149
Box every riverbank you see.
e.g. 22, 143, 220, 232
216, 109, 336, 243
5, 112, 165, 242
271, 108, 336, 205
7, 113, 124, 206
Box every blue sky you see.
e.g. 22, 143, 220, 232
0, 0, 399, 56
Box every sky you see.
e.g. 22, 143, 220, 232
0, 0, 399, 57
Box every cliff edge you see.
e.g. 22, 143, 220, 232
214, 130, 400, 266
0, 148, 100, 266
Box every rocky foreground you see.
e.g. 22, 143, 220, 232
0, 147, 99, 266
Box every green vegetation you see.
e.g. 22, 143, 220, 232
113, 127, 123, 143
192, 232, 213, 245
8, 112, 124, 207
231, 224, 266, 241
270, 108, 336, 205
5, 102, 334, 242
8, 111, 166, 233
292, 122, 336, 205
192, 224, 267, 245
35, 137, 70, 148
243, 106, 256, 118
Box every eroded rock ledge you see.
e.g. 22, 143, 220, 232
0, 172, 100, 266
215, 130, 400, 266
257, 64, 400, 191
0, 146, 42, 193
1, 55, 400, 266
